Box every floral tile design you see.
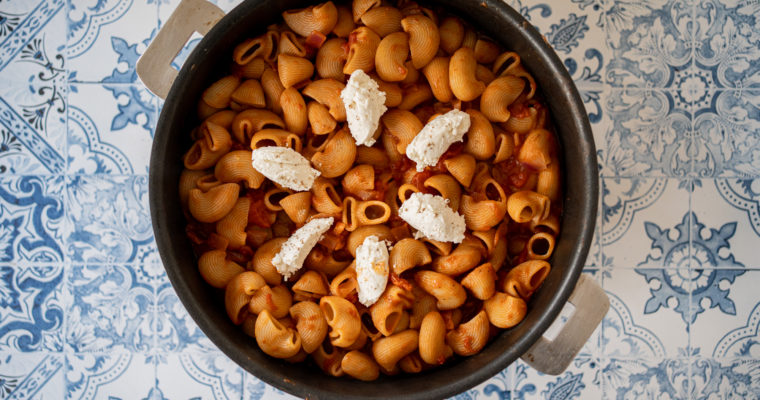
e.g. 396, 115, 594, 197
604, 89, 692, 176
0, 3, 67, 175
0, 352, 65, 399
0, 0, 757, 398
65, 264, 154, 353
0, 175, 66, 264
66, 0, 158, 83
65, 175, 153, 264
602, 178, 691, 269
65, 352, 155, 399
692, 90, 760, 177
691, 179, 760, 268
603, 267, 692, 357
0, 265, 64, 352
67, 83, 155, 175
154, 281, 215, 353
155, 352, 245, 400
694, 0, 760, 90
604, 0, 693, 89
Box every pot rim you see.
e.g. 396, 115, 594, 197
150, 0, 598, 398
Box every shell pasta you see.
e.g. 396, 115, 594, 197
181, 0, 562, 380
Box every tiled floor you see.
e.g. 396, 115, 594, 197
0, 0, 759, 399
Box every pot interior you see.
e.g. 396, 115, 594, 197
150, 0, 597, 398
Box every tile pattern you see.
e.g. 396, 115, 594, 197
0, 0, 758, 399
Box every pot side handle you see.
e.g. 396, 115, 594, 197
520, 274, 609, 375
136, 0, 225, 99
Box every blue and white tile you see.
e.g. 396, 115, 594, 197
0, 352, 65, 399
604, 0, 693, 88
586, 87, 610, 177
154, 281, 216, 353
604, 89, 691, 176
67, 83, 155, 175
0, 175, 66, 264
600, 357, 691, 399
0, 265, 64, 352
690, 179, 759, 268
66, 175, 153, 264
690, 357, 760, 399
66, 264, 154, 353
65, 352, 155, 399
690, 269, 759, 361
506, 0, 608, 90
692, 90, 760, 177
602, 178, 690, 268
0, 2, 67, 175
694, 0, 760, 89
603, 267, 691, 358
244, 373, 295, 400
156, 351, 244, 400
67, 0, 157, 83
453, 365, 518, 400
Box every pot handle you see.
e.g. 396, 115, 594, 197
136, 0, 225, 99
520, 274, 609, 375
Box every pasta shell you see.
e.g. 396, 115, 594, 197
461, 263, 497, 300
481, 75, 525, 122
332, 5, 355, 37
216, 197, 250, 249
188, 183, 240, 223
502, 259, 551, 300
202, 75, 240, 109
311, 127, 357, 178
389, 238, 431, 275
343, 27, 381, 74
316, 38, 348, 82
446, 310, 489, 356
282, 1, 339, 37
214, 150, 265, 189
292, 270, 330, 301
250, 284, 293, 319
419, 311, 453, 365
278, 54, 315, 88
372, 329, 419, 371
225, 271, 267, 324
278, 31, 307, 57
431, 243, 482, 276
401, 14, 439, 69
252, 237, 287, 285
198, 249, 245, 289
230, 79, 266, 108
484, 292, 527, 328
280, 192, 312, 226
230, 109, 285, 144
289, 301, 328, 354
442, 154, 476, 187
341, 350, 380, 381
255, 309, 302, 359
459, 194, 508, 232
360, 6, 403, 37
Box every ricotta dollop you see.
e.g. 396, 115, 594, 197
272, 217, 334, 281
250, 146, 320, 191
398, 192, 466, 243
405, 109, 471, 171
340, 70, 387, 147
355, 235, 390, 307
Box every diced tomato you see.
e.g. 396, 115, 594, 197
246, 191, 272, 228
390, 273, 413, 292
228, 246, 254, 264
391, 157, 415, 183
494, 156, 534, 190
305, 31, 327, 49
409, 170, 434, 191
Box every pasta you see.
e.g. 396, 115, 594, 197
181, 0, 562, 380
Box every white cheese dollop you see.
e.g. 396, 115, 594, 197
251, 146, 320, 191
340, 70, 387, 147
405, 109, 471, 172
355, 235, 390, 307
398, 192, 466, 243
272, 217, 334, 281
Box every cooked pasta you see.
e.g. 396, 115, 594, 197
181, 0, 562, 380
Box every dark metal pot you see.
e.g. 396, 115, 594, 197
140, 0, 601, 398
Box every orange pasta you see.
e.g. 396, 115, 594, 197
181, 0, 562, 381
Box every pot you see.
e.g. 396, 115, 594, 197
138, 0, 606, 398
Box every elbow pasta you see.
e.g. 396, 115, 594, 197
181, 0, 563, 380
